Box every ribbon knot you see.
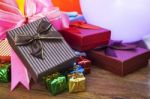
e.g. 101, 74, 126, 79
95, 40, 137, 57
24, 16, 29, 24
15, 20, 63, 59
66, 21, 100, 34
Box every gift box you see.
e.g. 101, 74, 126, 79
68, 73, 86, 93
59, 21, 111, 51
77, 57, 91, 74
69, 64, 84, 74
0, 64, 10, 83
45, 73, 67, 96
66, 12, 85, 22
7, 17, 76, 82
0, 39, 11, 63
69, 15, 85, 22
87, 42, 150, 76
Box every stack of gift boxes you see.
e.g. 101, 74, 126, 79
0, 39, 11, 83
1, 13, 150, 96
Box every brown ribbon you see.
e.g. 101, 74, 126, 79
15, 20, 63, 59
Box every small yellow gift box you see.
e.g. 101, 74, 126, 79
68, 73, 86, 93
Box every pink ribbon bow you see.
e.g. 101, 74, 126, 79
0, 0, 69, 91
0, 0, 69, 39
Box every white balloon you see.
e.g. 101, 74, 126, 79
80, 0, 150, 43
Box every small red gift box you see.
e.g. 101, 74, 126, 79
77, 56, 91, 74
59, 21, 111, 51
0, 39, 11, 63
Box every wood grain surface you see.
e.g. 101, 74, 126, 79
0, 64, 150, 99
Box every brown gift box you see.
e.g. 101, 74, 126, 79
87, 47, 150, 76
7, 17, 76, 82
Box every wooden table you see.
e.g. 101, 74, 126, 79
0, 65, 150, 99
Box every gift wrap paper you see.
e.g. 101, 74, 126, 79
70, 64, 84, 74
0, 39, 11, 63
68, 73, 86, 93
45, 73, 67, 95
77, 57, 91, 74
60, 22, 111, 51
0, 64, 10, 83
87, 47, 150, 76
7, 17, 76, 82
0, 0, 69, 40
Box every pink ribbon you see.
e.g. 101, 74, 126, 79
11, 49, 30, 91
0, 0, 69, 39
0, 0, 69, 91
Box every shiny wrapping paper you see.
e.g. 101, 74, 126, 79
87, 46, 150, 76
59, 21, 111, 51
45, 73, 67, 95
68, 73, 86, 93
0, 39, 11, 63
7, 17, 76, 82
0, 64, 10, 83
70, 64, 84, 74
77, 57, 91, 74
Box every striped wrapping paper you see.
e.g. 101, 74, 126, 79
0, 39, 11, 63
7, 17, 76, 82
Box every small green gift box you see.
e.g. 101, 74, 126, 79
0, 64, 10, 83
45, 73, 67, 96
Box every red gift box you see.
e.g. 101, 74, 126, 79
59, 21, 111, 51
77, 56, 91, 74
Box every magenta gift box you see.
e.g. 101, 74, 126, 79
87, 47, 150, 76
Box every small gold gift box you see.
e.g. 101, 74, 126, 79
68, 73, 86, 93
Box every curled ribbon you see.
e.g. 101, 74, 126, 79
15, 20, 63, 59
95, 40, 137, 57
66, 21, 100, 34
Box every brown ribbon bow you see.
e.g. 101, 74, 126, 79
15, 20, 63, 59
